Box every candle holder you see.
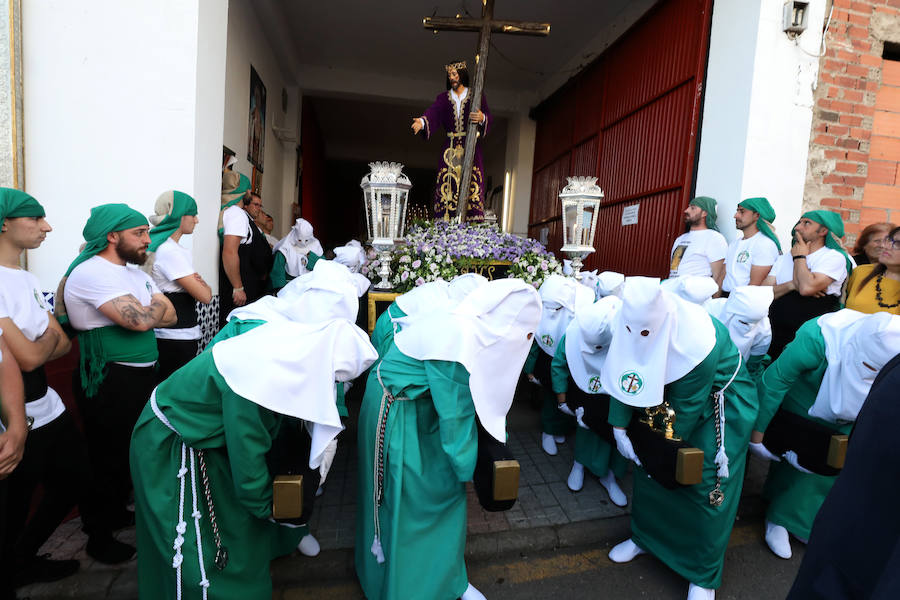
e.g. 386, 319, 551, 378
559, 176, 603, 281
361, 162, 412, 289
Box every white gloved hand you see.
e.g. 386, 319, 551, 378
527, 373, 541, 386
749, 442, 781, 462
343, 381, 352, 393
782, 450, 814, 474
318, 438, 339, 485
575, 406, 590, 430
613, 427, 642, 466
557, 402, 575, 416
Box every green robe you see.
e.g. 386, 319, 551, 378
270, 250, 321, 290
756, 318, 851, 541
608, 320, 759, 589
355, 343, 476, 600
525, 342, 575, 436
550, 334, 626, 478
371, 302, 406, 359
130, 346, 300, 600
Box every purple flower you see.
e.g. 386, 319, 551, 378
412, 259, 422, 268
401, 271, 410, 282
415, 277, 425, 286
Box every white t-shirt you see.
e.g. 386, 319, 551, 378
771, 246, 849, 297
722, 232, 780, 292
151, 238, 201, 340
64, 255, 161, 331
0, 266, 66, 429
669, 229, 728, 278
222, 205, 253, 244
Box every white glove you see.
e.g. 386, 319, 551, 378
557, 402, 575, 416
782, 450, 814, 474
527, 373, 541, 386
613, 428, 642, 466
575, 406, 590, 430
749, 442, 781, 462
318, 438, 339, 484
343, 381, 352, 393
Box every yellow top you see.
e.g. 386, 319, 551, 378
845, 264, 900, 315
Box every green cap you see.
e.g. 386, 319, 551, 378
801, 210, 853, 274
738, 197, 781, 253
148, 190, 198, 252
0, 188, 44, 230
64, 203, 149, 276
689, 196, 719, 231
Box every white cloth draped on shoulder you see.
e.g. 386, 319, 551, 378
211, 319, 377, 468
535, 274, 595, 356
448, 272, 489, 303
564, 295, 622, 394
601, 277, 716, 408
810, 310, 900, 424
333, 240, 367, 273
273, 218, 324, 278
705, 285, 773, 360
393, 279, 541, 443
660, 275, 719, 305
396, 279, 452, 316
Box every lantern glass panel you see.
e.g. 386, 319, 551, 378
580, 204, 596, 246
378, 192, 392, 238
564, 203, 578, 246
397, 194, 408, 239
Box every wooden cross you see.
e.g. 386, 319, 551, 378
424, 0, 550, 223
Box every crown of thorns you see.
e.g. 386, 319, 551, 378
445, 61, 467, 73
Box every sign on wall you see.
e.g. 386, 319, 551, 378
248, 65, 266, 172
621, 204, 639, 226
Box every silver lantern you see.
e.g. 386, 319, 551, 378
360, 161, 411, 289
559, 176, 603, 281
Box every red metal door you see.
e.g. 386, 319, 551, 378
528, 0, 713, 276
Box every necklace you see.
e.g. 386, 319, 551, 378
875, 274, 900, 309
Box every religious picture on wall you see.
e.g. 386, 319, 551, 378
252, 165, 263, 195
248, 66, 266, 171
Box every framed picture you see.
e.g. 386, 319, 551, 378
248, 66, 266, 171
252, 166, 263, 195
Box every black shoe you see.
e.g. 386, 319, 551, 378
109, 509, 136, 530
14, 554, 80, 588
86, 535, 136, 564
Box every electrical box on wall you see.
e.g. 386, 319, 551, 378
783, 1, 809, 36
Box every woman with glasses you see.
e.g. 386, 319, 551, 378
850, 222, 894, 265
845, 226, 900, 315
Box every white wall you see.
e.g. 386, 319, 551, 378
696, 0, 827, 247
22, 0, 228, 290
222, 0, 299, 238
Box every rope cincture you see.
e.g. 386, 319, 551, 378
708, 351, 742, 507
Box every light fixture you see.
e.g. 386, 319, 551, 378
783, 1, 809, 36
360, 162, 411, 289
559, 176, 603, 281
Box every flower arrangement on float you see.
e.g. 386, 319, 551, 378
361, 221, 562, 293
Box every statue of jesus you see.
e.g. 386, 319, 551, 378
411, 61, 491, 222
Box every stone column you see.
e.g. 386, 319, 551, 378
0, 0, 24, 189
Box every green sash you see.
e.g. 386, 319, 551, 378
79, 326, 158, 397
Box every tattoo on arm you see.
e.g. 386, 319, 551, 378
109, 295, 164, 330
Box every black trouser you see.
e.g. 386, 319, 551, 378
768, 291, 839, 360
0, 411, 101, 564
156, 338, 199, 382
74, 362, 156, 533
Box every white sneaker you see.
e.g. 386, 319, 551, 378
567, 462, 585, 491
554, 434, 566, 444
541, 432, 558, 456
687, 582, 715, 600
298, 533, 321, 557
764, 520, 792, 559
599, 470, 628, 507
461, 582, 487, 600
608, 538, 646, 563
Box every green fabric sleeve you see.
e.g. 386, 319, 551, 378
270, 252, 287, 290
608, 398, 634, 428
221, 391, 281, 519
550, 335, 569, 394
523, 341, 539, 374
424, 359, 478, 483
756, 320, 826, 432
746, 354, 770, 381
335, 383, 348, 418
307, 252, 321, 271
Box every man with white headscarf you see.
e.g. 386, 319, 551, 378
705, 286, 774, 382
523, 274, 594, 455
750, 310, 900, 560
550, 296, 628, 503
355, 279, 541, 600
130, 279, 377, 600
270, 218, 324, 291
602, 277, 759, 600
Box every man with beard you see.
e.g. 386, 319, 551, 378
411, 61, 490, 221
722, 197, 781, 296
669, 197, 728, 289
60, 203, 175, 540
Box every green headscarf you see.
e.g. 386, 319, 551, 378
689, 196, 719, 231
0, 188, 45, 229
738, 197, 781, 253
148, 190, 198, 252
221, 171, 251, 211
64, 203, 149, 276
801, 210, 853, 274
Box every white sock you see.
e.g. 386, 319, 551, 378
567, 462, 585, 491
461, 582, 487, 600
764, 520, 792, 559
541, 432, 558, 456
608, 538, 646, 563
687, 582, 715, 600
298, 533, 321, 557
599, 470, 627, 507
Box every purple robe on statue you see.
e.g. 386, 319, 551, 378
420, 89, 491, 221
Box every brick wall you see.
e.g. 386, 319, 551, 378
804, 0, 900, 247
